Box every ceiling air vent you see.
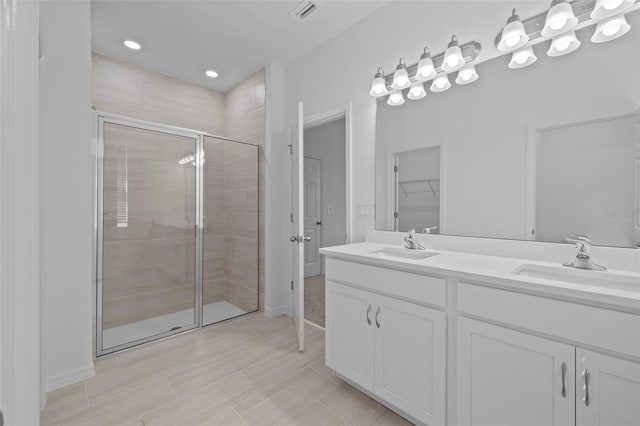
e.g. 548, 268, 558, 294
289, 1, 319, 21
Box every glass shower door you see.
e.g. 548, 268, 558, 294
98, 120, 200, 355
202, 136, 259, 326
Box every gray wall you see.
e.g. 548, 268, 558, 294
305, 118, 347, 273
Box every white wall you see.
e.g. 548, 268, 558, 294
40, 0, 95, 391
0, 0, 41, 422
305, 118, 347, 273
375, 16, 639, 241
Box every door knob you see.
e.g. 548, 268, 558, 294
303, 236, 311, 242
316, 221, 322, 226
290, 235, 298, 243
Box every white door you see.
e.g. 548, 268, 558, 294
576, 348, 640, 426
457, 317, 575, 426
304, 157, 322, 277
325, 281, 375, 392
374, 295, 446, 425
290, 102, 305, 352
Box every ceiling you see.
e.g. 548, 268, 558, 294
91, 0, 392, 92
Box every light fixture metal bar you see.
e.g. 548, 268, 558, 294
382, 40, 482, 87
494, 0, 639, 47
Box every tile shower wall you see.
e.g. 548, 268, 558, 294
224, 69, 266, 312
93, 53, 266, 326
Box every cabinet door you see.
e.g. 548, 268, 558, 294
374, 294, 446, 425
457, 317, 575, 426
576, 348, 640, 426
325, 281, 375, 392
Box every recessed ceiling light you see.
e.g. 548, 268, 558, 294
205, 70, 219, 78
123, 40, 141, 50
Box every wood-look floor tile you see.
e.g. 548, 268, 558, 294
168, 349, 259, 397
360, 405, 413, 426
46, 379, 176, 426
42, 315, 412, 426
142, 373, 257, 425
281, 401, 347, 426
319, 381, 381, 425
237, 367, 338, 425
40, 383, 88, 425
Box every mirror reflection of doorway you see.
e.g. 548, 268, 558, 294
303, 117, 346, 328
394, 146, 441, 234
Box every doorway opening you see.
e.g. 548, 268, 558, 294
303, 117, 347, 328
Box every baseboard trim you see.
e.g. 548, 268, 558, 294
45, 363, 95, 392
264, 305, 289, 318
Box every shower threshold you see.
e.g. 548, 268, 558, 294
102, 301, 247, 349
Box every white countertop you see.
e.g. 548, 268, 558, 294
320, 242, 640, 312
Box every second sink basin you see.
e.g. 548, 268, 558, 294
512, 264, 639, 292
368, 247, 438, 261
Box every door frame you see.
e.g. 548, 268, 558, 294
303, 102, 354, 245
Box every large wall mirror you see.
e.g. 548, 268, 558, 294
375, 12, 640, 249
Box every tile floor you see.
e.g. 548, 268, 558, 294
41, 314, 411, 426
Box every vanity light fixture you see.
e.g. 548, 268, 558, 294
369, 67, 389, 97
387, 90, 405, 106
541, 0, 579, 37
455, 63, 479, 85
591, 0, 635, 19
548, 31, 581, 56
508, 45, 538, 69
430, 73, 451, 93
205, 70, 219, 78
391, 59, 411, 90
407, 83, 427, 100
591, 14, 631, 42
497, 9, 529, 52
414, 48, 437, 81
442, 35, 465, 72
123, 40, 141, 50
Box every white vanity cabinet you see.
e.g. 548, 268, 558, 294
457, 317, 576, 426
576, 349, 640, 426
456, 282, 640, 426
325, 259, 447, 426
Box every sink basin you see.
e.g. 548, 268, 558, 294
368, 247, 438, 261
512, 264, 639, 292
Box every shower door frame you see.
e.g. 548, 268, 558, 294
94, 112, 207, 357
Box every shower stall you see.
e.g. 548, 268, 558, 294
95, 113, 260, 356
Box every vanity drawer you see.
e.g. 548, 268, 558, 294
458, 282, 640, 358
326, 258, 446, 307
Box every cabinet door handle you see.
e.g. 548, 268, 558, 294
561, 362, 567, 398
375, 307, 381, 328
582, 369, 591, 406
366, 305, 372, 325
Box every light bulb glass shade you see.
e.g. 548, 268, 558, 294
497, 10, 529, 52
369, 75, 389, 97
391, 67, 410, 90
415, 57, 436, 81
407, 84, 427, 100
455, 63, 479, 85
430, 74, 451, 93
541, 1, 579, 37
124, 40, 141, 50
387, 90, 405, 106
591, 14, 631, 43
547, 32, 581, 57
591, 0, 635, 19
508, 46, 538, 69
442, 45, 465, 72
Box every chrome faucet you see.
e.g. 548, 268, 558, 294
404, 229, 425, 250
563, 234, 607, 271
